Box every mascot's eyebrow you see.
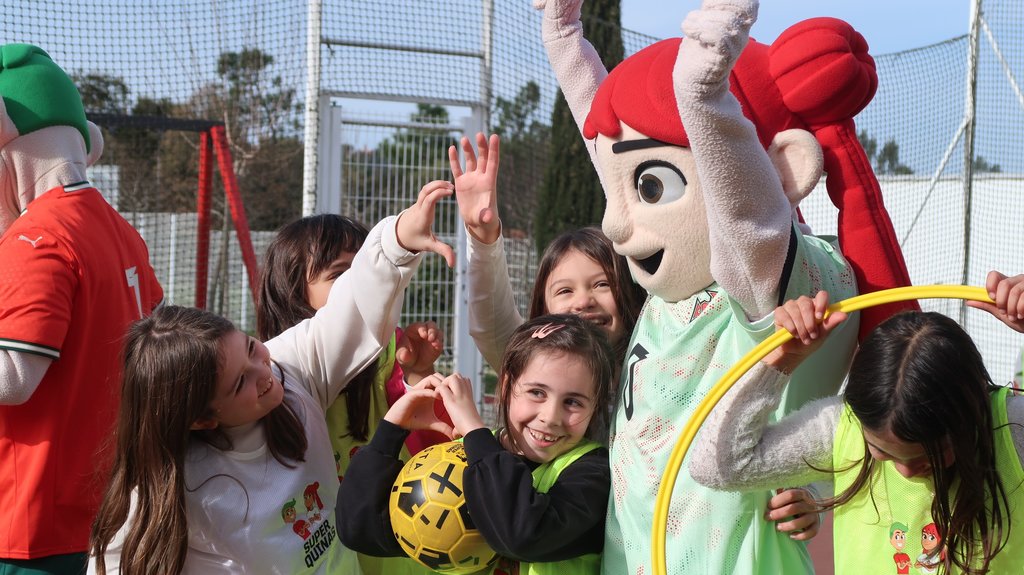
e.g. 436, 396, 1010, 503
612, 138, 681, 154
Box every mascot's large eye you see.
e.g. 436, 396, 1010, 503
634, 161, 687, 205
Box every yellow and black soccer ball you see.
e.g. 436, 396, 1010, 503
389, 441, 498, 573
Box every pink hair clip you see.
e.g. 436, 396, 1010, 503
531, 323, 567, 339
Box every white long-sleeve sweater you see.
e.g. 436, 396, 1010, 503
91, 216, 420, 575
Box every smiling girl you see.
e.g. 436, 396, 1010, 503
451, 133, 645, 375
87, 181, 455, 575
338, 314, 615, 574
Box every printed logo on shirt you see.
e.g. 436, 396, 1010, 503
280, 482, 338, 568
689, 289, 718, 322
884, 520, 946, 574
17, 234, 43, 248
622, 344, 649, 421
889, 522, 911, 574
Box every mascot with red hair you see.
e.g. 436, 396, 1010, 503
535, 0, 916, 572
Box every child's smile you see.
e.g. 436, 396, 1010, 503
505, 350, 597, 464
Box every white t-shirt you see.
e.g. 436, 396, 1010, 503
90, 216, 420, 574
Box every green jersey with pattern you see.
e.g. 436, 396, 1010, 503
602, 230, 858, 575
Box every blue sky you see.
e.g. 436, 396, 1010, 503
621, 0, 971, 54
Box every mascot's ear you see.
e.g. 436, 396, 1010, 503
85, 121, 103, 167
767, 128, 822, 207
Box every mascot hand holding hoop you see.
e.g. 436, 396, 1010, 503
534, 0, 916, 572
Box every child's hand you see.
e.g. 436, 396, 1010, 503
449, 133, 501, 244
766, 487, 820, 541
434, 372, 486, 438
395, 180, 455, 268
967, 270, 1024, 333
383, 378, 455, 437
763, 291, 847, 374
397, 322, 445, 384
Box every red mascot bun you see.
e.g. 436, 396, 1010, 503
768, 17, 877, 127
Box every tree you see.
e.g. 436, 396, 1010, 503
73, 51, 304, 231
534, 0, 624, 253
74, 73, 131, 116
197, 47, 303, 230
857, 130, 877, 164
876, 140, 913, 175
491, 81, 550, 234
973, 156, 1001, 173
74, 72, 189, 212
858, 130, 912, 175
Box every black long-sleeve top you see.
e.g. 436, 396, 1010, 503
336, 419, 609, 564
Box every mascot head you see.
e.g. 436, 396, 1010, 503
0, 43, 103, 234
581, 18, 896, 315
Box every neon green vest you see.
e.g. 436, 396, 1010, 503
519, 439, 603, 575
833, 387, 1024, 574
462, 436, 603, 575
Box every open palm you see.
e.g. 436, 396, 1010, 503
449, 133, 501, 244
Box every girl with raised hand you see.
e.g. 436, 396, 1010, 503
338, 314, 615, 574
256, 213, 450, 575
451, 132, 822, 540
691, 277, 1024, 574
256, 214, 449, 465
88, 181, 455, 575
451, 132, 645, 374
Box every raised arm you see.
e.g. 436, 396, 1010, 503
266, 181, 454, 410
452, 133, 526, 369
534, 0, 607, 170
674, 0, 794, 318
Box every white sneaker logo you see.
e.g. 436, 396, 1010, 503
17, 235, 42, 248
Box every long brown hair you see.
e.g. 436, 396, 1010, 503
528, 227, 645, 363
823, 311, 1011, 574
256, 214, 380, 441
496, 314, 615, 453
90, 306, 307, 575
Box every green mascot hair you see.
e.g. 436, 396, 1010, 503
0, 43, 90, 151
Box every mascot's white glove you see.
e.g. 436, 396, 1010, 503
532, 0, 605, 170
679, 0, 757, 88
532, 0, 583, 25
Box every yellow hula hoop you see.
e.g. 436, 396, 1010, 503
651, 285, 994, 575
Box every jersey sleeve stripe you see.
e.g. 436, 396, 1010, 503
0, 339, 60, 359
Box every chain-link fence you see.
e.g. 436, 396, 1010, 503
5, 0, 1023, 382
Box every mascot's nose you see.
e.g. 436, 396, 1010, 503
601, 205, 632, 244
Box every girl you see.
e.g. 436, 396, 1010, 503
452, 132, 823, 539
451, 133, 645, 372
256, 213, 449, 575
88, 181, 455, 575
691, 272, 1024, 574
338, 314, 615, 574
256, 214, 448, 464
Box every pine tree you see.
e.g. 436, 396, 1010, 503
534, 0, 624, 254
